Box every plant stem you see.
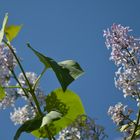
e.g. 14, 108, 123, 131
2, 85, 21, 89
130, 106, 140, 140
33, 67, 47, 90
10, 69, 29, 98
10, 69, 37, 112
30, 88, 43, 116
3, 40, 42, 114
3, 40, 32, 90
4, 40, 53, 140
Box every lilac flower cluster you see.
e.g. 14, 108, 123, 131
10, 105, 36, 125
104, 24, 140, 100
17, 72, 46, 106
108, 102, 130, 125
0, 43, 46, 125
104, 24, 140, 136
0, 43, 17, 109
57, 127, 80, 140
0, 43, 16, 85
57, 115, 107, 140
10, 72, 46, 125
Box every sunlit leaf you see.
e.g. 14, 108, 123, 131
5, 25, 22, 42
32, 88, 85, 138
14, 116, 43, 140
27, 43, 84, 91
0, 13, 8, 44
0, 85, 6, 101
41, 111, 62, 128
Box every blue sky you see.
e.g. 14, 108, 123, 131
0, 0, 140, 140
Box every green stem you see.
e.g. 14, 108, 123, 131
3, 40, 32, 90
121, 113, 136, 125
10, 69, 29, 98
10, 69, 37, 112
3, 40, 42, 114
2, 85, 21, 89
130, 106, 140, 140
4, 40, 53, 140
33, 67, 47, 90
30, 88, 42, 116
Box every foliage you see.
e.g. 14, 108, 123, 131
0, 13, 107, 140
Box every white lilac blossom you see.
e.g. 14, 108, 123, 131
114, 66, 140, 98
10, 105, 36, 125
0, 43, 18, 110
0, 89, 17, 109
108, 103, 128, 125
0, 43, 16, 85
17, 72, 38, 90
103, 24, 140, 66
17, 72, 46, 105
57, 115, 107, 140
104, 24, 140, 100
57, 127, 81, 140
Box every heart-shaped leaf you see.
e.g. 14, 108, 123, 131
27, 43, 84, 91
32, 88, 85, 138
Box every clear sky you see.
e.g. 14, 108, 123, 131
0, 0, 140, 140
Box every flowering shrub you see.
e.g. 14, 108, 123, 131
0, 13, 107, 140
104, 24, 140, 139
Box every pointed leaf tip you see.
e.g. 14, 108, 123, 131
5, 24, 23, 42
27, 44, 84, 91
0, 13, 8, 44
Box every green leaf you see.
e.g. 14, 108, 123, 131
14, 116, 43, 140
0, 13, 8, 44
58, 60, 84, 79
27, 43, 84, 91
41, 111, 62, 128
32, 88, 85, 138
5, 25, 22, 42
0, 85, 6, 101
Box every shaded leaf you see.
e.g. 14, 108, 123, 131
41, 111, 62, 128
5, 25, 22, 42
0, 85, 6, 101
58, 60, 84, 79
14, 116, 42, 140
0, 13, 8, 44
32, 88, 85, 138
27, 43, 84, 91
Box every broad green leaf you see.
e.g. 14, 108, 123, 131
14, 116, 43, 140
41, 111, 62, 128
27, 43, 84, 91
32, 88, 85, 138
0, 85, 6, 101
0, 13, 8, 44
5, 25, 22, 42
